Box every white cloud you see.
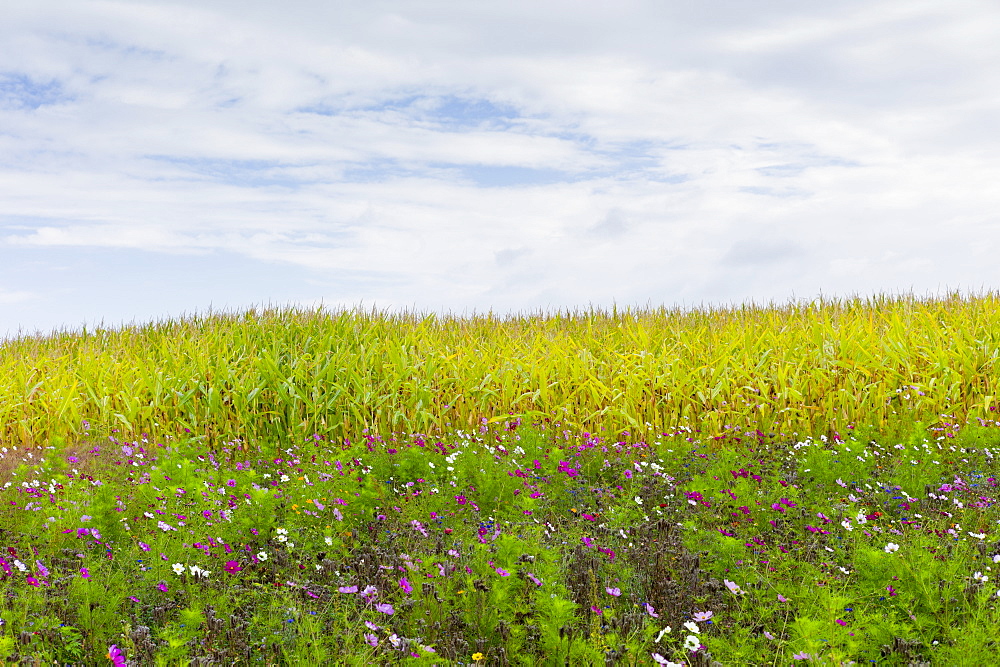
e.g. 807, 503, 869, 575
2, 0, 1000, 337
0, 288, 33, 305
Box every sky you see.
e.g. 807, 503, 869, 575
3, 0, 1000, 339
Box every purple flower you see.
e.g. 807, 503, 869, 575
338, 585, 358, 594
644, 603, 659, 618
887, 585, 897, 597
365, 633, 379, 647
157, 582, 168, 592
792, 652, 811, 661
835, 619, 847, 626
693, 611, 713, 622
226, 479, 236, 487
108, 644, 127, 667
605, 587, 621, 597
399, 577, 412, 594
26, 576, 39, 587
80, 568, 90, 579
496, 568, 510, 577
375, 603, 395, 615
224, 560, 242, 574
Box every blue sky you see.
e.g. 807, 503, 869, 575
3, 0, 1000, 338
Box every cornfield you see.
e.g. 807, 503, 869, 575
2, 291, 998, 448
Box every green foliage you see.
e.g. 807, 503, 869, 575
5, 297, 1000, 662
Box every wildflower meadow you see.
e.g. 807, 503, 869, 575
2, 294, 1000, 665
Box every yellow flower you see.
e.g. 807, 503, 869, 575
472, 653, 484, 662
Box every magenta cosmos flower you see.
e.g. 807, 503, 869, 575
107, 644, 127, 666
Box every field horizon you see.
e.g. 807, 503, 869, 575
3, 291, 999, 452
